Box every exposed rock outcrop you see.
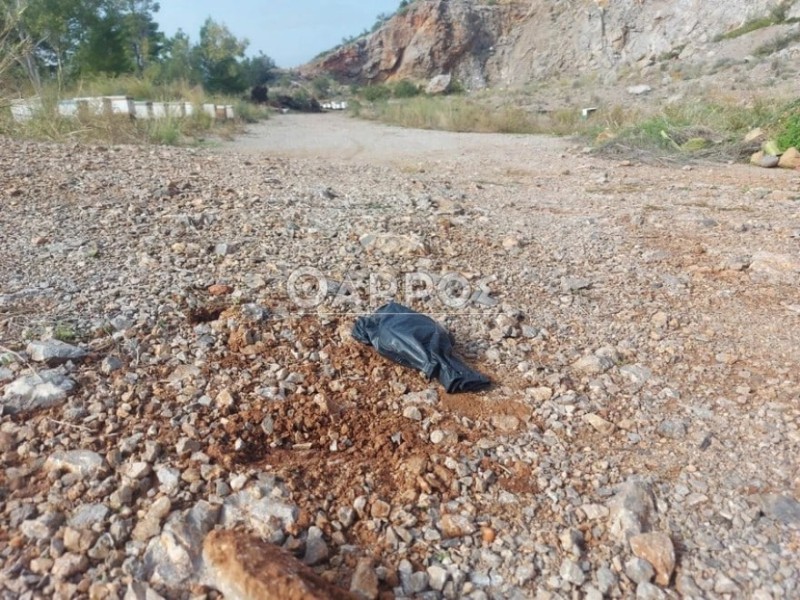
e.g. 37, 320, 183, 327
303, 0, 790, 88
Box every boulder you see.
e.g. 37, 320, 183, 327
743, 127, 766, 144
426, 74, 452, 95
778, 147, 800, 169
627, 84, 652, 95
3, 368, 76, 413
26, 339, 86, 365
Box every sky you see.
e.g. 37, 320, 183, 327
155, 0, 401, 68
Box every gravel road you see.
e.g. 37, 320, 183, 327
1, 114, 799, 600
220, 112, 567, 169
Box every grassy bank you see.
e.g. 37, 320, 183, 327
354, 92, 800, 162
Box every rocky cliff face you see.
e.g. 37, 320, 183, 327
304, 0, 795, 88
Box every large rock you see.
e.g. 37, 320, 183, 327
425, 74, 452, 94
203, 529, 357, 600
627, 84, 652, 95
757, 494, 800, 524
45, 450, 106, 478
26, 339, 86, 365
607, 479, 655, 542
220, 483, 298, 541
778, 147, 800, 169
2, 368, 76, 413
143, 501, 221, 588
629, 532, 676, 586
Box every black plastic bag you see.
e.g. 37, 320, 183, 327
352, 302, 490, 393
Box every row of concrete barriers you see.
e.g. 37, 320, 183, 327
10, 95, 236, 122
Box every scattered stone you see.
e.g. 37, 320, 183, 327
26, 339, 87, 365
625, 557, 655, 584
21, 513, 63, 540
303, 526, 329, 566
351, 558, 379, 600
45, 450, 106, 478
220, 485, 298, 540
581, 504, 610, 520
636, 581, 667, 599
101, 356, 124, 375
3, 368, 76, 413
572, 353, 614, 376
596, 566, 618, 594
427, 565, 448, 591
559, 558, 585, 586
52, 553, 89, 580
620, 364, 652, 387
608, 479, 654, 541
155, 466, 181, 494
629, 532, 676, 586
714, 574, 740, 594
757, 494, 800, 524
439, 514, 476, 538
490, 414, 520, 431
403, 405, 423, 420
208, 284, 233, 296
132, 496, 171, 541
360, 232, 426, 256
124, 581, 167, 600
430, 430, 446, 444
69, 504, 110, 529
583, 413, 616, 434
656, 419, 687, 440
562, 277, 593, 292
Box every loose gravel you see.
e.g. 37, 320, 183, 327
1, 114, 799, 599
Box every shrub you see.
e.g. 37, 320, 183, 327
777, 110, 800, 151
392, 80, 420, 98
362, 84, 391, 102
312, 76, 333, 98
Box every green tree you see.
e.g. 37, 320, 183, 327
114, 0, 164, 73
156, 29, 200, 84
2, 0, 100, 89
241, 51, 275, 87
196, 18, 248, 94
0, 2, 31, 89
73, 8, 132, 76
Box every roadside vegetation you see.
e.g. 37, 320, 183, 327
350, 83, 800, 163
0, 0, 274, 145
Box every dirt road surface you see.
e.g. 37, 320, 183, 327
221, 111, 567, 170
1, 114, 799, 599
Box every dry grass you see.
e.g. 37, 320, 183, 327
355, 90, 796, 164
357, 95, 608, 135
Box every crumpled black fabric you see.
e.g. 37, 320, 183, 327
352, 302, 491, 393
